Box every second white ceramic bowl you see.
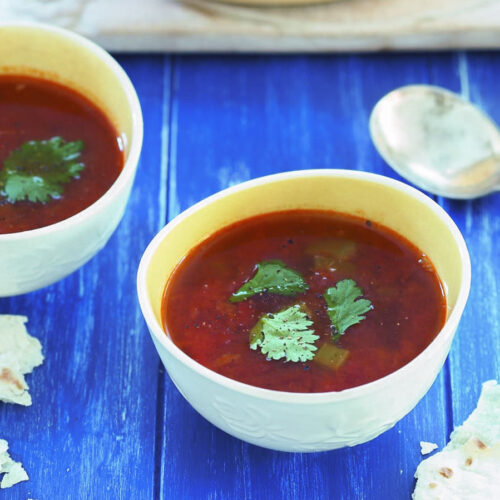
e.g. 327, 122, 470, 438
0, 23, 143, 296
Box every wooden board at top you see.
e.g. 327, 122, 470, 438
2, 0, 500, 52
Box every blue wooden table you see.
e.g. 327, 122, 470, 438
1, 51, 499, 499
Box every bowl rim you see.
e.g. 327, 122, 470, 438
137, 169, 471, 404
0, 21, 143, 240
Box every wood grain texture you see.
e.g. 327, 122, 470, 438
1, 51, 499, 499
0, 56, 167, 499
439, 54, 500, 429
157, 52, 461, 499
4, 0, 500, 52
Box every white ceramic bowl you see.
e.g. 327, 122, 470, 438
137, 170, 470, 452
0, 23, 143, 296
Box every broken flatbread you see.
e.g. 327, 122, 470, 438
420, 441, 438, 455
413, 380, 500, 499
0, 439, 29, 489
0, 315, 44, 406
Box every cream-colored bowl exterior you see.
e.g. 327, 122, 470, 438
137, 170, 470, 452
0, 23, 143, 296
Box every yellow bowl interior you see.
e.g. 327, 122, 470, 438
145, 174, 464, 326
0, 24, 133, 157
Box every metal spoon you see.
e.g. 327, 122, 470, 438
369, 85, 500, 199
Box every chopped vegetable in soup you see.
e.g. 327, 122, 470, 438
162, 210, 446, 393
0, 75, 123, 233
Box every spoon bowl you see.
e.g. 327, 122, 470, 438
370, 85, 500, 199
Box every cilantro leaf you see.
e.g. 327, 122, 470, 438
230, 260, 308, 303
249, 304, 319, 362
323, 279, 373, 342
0, 137, 84, 203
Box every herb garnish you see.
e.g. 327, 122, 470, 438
230, 260, 308, 303
0, 137, 84, 203
249, 304, 319, 362
324, 279, 373, 342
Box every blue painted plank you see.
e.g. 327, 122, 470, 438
168, 52, 466, 214
0, 56, 168, 499
158, 52, 465, 500
439, 52, 500, 428
2, 50, 499, 500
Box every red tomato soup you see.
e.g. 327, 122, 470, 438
0, 75, 123, 234
162, 210, 446, 393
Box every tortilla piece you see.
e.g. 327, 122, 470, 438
0, 439, 29, 489
413, 380, 500, 499
420, 441, 438, 455
0, 315, 44, 406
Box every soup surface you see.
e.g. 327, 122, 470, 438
162, 210, 446, 393
0, 75, 123, 233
